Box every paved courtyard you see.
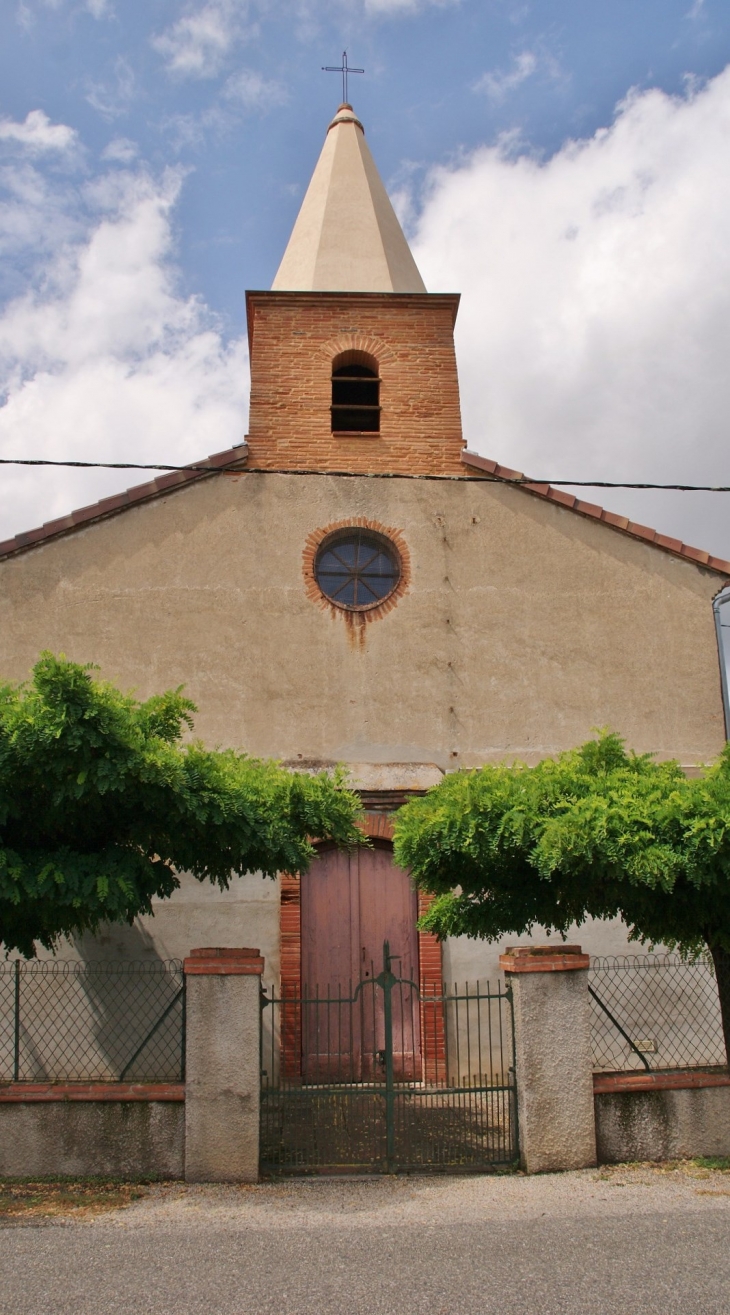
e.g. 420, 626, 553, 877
2, 1163, 730, 1314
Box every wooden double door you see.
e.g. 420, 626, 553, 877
300, 840, 421, 1081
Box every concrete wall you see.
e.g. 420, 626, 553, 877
596, 1086, 730, 1163
0, 1101, 184, 1178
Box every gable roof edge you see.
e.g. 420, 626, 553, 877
1, 442, 727, 579
0, 444, 249, 562
461, 449, 730, 578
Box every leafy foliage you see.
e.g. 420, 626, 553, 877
0, 654, 362, 956
393, 732, 730, 1057
394, 732, 730, 951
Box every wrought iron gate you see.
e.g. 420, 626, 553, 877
260, 943, 518, 1174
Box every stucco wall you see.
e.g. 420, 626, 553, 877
185, 968, 261, 1183
0, 471, 723, 766
0, 469, 725, 978
595, 1086, 730, 1163
0, 1101, 184, 1178
64, 871, 281, 997
510, 962, 597, 1173
443, 918, 649, 986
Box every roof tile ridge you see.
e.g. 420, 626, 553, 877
0, 444, 248, 561
461, 448, 730, 577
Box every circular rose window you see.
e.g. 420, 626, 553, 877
314, 528, 401, 611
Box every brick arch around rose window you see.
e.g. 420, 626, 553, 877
279, 812, 444, 1080
302, 517, 411, 633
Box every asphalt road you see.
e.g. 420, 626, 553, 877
2, 1166, 730, 1315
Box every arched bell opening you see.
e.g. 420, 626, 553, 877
331, 350, 381, 433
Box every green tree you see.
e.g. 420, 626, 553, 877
393, 732, 730, 1064
0, 653, 362, 957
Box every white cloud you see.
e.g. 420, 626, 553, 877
295, 0, 455, 14
152, 0, 251, 79
15, 0, 113, 25
0, 138, 248, 542
363, 0, 441, 9
152, 0, 454, 79
101, 137, 138, 163
160, 70, 285, 152
222, 68, 287, 109
0, 110, 77, 153
85, 57, 136, 120
362, 0, 454, 11
412, 67, 730, 560
474, 48, 565, 102
160, 112, 208, 153
475, 51, 537, 101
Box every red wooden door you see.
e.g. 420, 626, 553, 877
300, 841, 421, 1081
357, 845, 420, 1080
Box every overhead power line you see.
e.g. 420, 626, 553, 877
501, 481, 730, 492
0, 456, 729, 491
0, 458, 238, 472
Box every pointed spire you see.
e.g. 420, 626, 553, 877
272, 104, 426, 294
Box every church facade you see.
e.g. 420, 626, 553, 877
1, 102, 729, 993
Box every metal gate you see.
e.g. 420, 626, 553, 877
260, 943, 518, 1174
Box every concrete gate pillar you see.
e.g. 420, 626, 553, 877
500, 944, 596, 1174
183, 947, 264, 1182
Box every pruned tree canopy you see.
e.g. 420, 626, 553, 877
393, 732, 730, 1062
0, 653, 362, 957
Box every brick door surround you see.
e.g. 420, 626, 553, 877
281, 810, 443, 998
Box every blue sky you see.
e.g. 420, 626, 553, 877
5, 0, 728, 325
1, 0, 730, 561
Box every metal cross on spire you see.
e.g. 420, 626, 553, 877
322, 50, 364, 105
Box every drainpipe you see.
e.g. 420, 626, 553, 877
713, 589, 730, 741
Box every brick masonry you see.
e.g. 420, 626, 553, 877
593, 1070, 730, 1094
245, 291, 464, 476
0, 1083, 184, 1102
183, 947, 265, 976
500, 945, 591, 973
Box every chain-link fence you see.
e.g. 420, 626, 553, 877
0, 960, 184, 1083
589, 955, 726, 1072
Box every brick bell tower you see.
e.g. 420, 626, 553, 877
245, 102, 464, 475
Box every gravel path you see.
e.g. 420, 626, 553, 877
2, 1164, 730, 1314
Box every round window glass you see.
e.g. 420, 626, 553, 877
314, 529, 401, 610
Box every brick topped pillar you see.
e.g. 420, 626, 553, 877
500, 945, 596, 1174
183, 948, 264, 1183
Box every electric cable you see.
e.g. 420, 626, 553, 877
0, 456, 729, 491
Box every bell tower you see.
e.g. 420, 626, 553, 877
245, 104, 464, 476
